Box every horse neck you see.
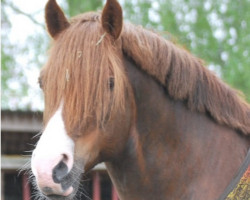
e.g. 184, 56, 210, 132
105, 57, 249, 200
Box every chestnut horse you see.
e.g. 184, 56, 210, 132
31, 0, 250, 199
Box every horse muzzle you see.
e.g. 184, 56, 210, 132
31, 150, 75, 197
31, 104, 76, 198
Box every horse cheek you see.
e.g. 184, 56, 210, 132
74, 130, 101, 172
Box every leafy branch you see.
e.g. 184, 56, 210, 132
2, 1, 44, 28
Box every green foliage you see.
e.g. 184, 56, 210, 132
1, 0, 47, 110
65, 0, 103, 17
1, 1, 26, 109
123, 0, 250, 101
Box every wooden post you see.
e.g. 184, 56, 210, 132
1, 172, 5, 200
112, 185, 119, 200
22, 174, 31, 200
93, 172, 101, 200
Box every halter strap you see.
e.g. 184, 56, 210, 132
218, 148, 250, 200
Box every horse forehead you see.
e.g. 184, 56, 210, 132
70, 12, 100, 23
41, 104, 74, 145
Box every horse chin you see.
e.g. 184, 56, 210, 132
40, 175, 81, 200
46, 193, 75, 200
39, 185, 78, 200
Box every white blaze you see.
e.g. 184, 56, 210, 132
31, 104, 75, 178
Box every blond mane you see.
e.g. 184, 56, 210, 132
41, 13, 129, 134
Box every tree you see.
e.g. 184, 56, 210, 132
126, 0, 250, 101
1, 0, 47, 110
65, 0, 103, 17
1, 0, 249, 111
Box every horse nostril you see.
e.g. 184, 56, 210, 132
62, 153, 69, 162
52, 160, 68, 184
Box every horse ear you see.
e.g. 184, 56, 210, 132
45, 0, 70, 38
101, 0, 123, 40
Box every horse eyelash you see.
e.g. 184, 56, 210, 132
38, 77, 43, 89
109, 77, 115, 90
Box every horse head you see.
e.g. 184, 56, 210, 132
31, 0, 134, 199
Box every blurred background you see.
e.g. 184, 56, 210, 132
1, 0, 250, 199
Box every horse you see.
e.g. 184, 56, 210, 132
31, 0, 250, 199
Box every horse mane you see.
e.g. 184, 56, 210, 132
41, 12, 129, 133
121, 23, 250, 135
43, 11, 250, 135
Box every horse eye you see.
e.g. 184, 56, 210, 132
38, 77, 43, 89
109, 77, 114, 90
